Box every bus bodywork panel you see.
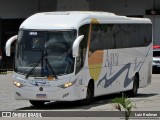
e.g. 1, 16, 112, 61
13, 45, 152, 100
13, 72, 87, 101
82, 45, 152, 97
10, 11, 152, 101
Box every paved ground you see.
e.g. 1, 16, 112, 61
0, 73, 160, 120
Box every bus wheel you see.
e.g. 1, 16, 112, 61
129, 75, 139, 97
29, 100, 45, 107
81, 82, 94, 105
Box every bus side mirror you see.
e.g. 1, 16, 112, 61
6, 35, 17, 56
72, 35, 84, 57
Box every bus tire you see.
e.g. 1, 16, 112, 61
128, 75, 139, 97
81, 82, 94, 105
29, 100, 45, 107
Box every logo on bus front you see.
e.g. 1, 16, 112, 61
28, 80, 50, 87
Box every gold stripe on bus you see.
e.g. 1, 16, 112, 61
87, 19, 99, 49
87, 23, 92, 49
88, 18, 103, 81
91, 19, 100, 24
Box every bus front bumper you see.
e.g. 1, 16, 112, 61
14, 84, 87, 101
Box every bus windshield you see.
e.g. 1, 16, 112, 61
15, 30, 76, 77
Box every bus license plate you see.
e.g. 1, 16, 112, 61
36, 94, 47, 98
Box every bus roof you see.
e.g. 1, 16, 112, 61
20, 11, 152, 30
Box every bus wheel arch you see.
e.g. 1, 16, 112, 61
81, 79, 94, 105
129, 72, 139, 97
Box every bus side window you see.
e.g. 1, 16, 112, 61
100, 24, 115, 49
76, 24, 89, 74
90, 24, 102, 52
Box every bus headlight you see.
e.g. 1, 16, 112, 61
13, 81, 25, 88
58, 80, 76, 89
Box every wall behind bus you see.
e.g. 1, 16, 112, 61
0, 0, 57, 18
0, 18, 1, 49
0, 0, 159, 44
154, 0, 160, 45
57, 0, 89, 11
93, 0, 153, 15
0, 0, 38, 18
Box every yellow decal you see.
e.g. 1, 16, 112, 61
87, 24, 92, 49
87, 19, 99, 49
91, 19, 100, 24
88, 50, 104, 81
87, 19, 102, 81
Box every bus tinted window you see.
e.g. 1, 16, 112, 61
113, 24, 132, 48
90, 24, 152, 50
90, 24, 102, 52
132, 24, 152, 47
101, 24, 115, 49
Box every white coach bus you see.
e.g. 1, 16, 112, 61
6, 11, 152, 107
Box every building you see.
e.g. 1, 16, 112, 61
0, 0, 159, 69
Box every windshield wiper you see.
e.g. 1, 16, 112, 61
44, 58, 58, 79
25, 57, 42, 79
25, 51, 57, 79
